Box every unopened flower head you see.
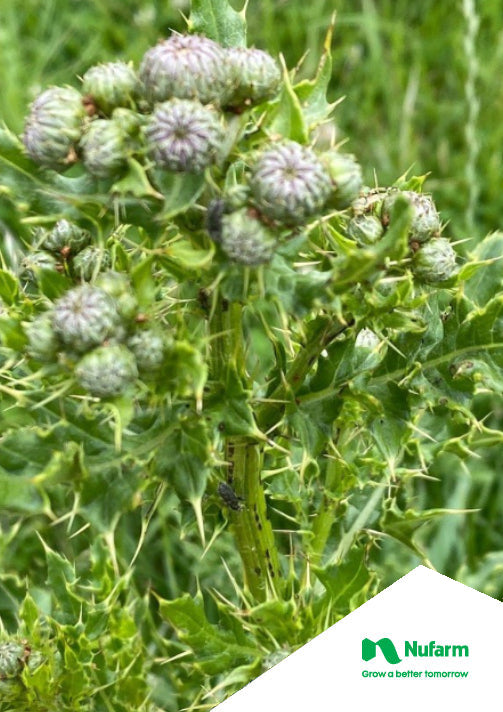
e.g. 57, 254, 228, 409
23, 86, 85, 168
146, 98, 223, 173
82, 61, 141, 115
251, 141, 331, 224
139, 34, 230, 105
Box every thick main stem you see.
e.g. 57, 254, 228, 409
209, 295, 282, 601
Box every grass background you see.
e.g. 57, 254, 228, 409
1, 0, 503, 595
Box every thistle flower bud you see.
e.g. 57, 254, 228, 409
52, 285, 122, 353
21, 251, 58, 281
146, 98, 223, 173
25, 312, 60, 361
321, 150, 363, 209
347, 214, 384, 246
95, 271, 138, 320
0, 642, 26, 677
128, 329, 165, 372
412, 237, 457, 282
42, 219, 91, 256
80, 119, 129, 178
23, 87, 85, 168
82, 61, 141, 115
218, 209, 276, 266
224, 47, 281, 107
139, 34, 230, 106
251, 141, 331, 225
382, 190, 440, 244
72, 246, 112, 281
75, 344, 138, 397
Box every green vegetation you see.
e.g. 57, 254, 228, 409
1, 1, 503, 710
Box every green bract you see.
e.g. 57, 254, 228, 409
219, 208, 277, 266
412, 237, 457, 282
82, 61, 141, 114
146, 98, 224, 173
42, 219, 91, 255
52, 284, 122, 353
382, 190, 440, 243
251, 141, 331, 224
23, 86, 85, 168
75, 344, 138, 397
139, 33, 231, 106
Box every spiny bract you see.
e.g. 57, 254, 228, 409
23, 86, 85, 168
82, 61, 141, 115
139, 33, 231, 106
146, 98, 223, 173
75, 344, 138, 397
52, 285, 122, 353
251, 141, 331, 225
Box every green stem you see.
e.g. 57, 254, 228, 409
256, 316, 354, 431
209, 294, 282, 601
306, 458, 342, 569
226, 437, 282, 600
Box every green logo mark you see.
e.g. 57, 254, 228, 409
362, 638, 402, 664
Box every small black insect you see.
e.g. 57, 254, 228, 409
217, 482, 243, 511
206, 199, 226, 243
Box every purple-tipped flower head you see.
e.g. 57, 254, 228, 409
140, 34, 230, 105
52, 285, 122, 353
23, 86, 85, 168
146, 98, 223, 173
251, 141, 331, 224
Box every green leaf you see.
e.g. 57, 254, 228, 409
153, 170, 205, 221
0, 269, 18, 304
267, 59, 309, 143
189, 0, 247, 47
313, 548, 375, 614
294, 19, 337, 128
159, 593, 257, 674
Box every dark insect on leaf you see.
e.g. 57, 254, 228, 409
217, 481, 243, 511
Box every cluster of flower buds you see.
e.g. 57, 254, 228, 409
350, 188, 457, 282
24, 274, 167, 398
22, 33, 366, 269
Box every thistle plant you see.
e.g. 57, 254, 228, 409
1, 2, 503, 710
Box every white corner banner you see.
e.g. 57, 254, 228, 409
212, 566, 503, 712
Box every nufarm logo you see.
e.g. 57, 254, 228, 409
362, 637, 469, 664
361, 637, 470, 679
